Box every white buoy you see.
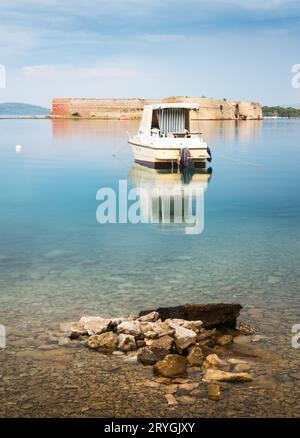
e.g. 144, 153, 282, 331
16, 144, 22, 153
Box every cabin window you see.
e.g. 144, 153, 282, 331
152, 108, 189, 137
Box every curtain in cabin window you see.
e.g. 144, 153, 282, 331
157, 109, 185, 136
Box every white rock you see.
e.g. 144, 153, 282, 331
117, 320, 140, 336
167, 321, 197, 351
144, 331, 158, 339
110, 318, 125, 327
137, 312, 160, 322
166, 319, 202, 331
85, 320, 111, 335
79, 317, 111, 335
117, 334, 137, 351
139, 322, 155, 334
152, 321, 175, 337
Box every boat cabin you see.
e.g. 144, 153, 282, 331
138, 103, 200, 138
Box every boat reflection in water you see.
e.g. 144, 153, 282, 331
129, 164, 212, 235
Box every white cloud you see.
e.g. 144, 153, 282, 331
21, 62, 138, 80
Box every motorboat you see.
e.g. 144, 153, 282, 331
128, 103, 212, 169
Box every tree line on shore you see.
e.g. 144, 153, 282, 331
262, 106, 300, 118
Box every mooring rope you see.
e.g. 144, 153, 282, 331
212, 152, 261, 167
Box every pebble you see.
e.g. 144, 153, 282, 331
123, 355, 138, 364
165, 394, 178, 405
190, 388, 207, 398
164, 384, 178, 394
179, 383, 199, 391
171, 377, 190, 384
153, 376, 172, 384
144, 380, 160, 388
208, 384, 221, 401
22, 404, 33, 410
176, 395, 195, 404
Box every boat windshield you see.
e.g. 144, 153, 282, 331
152, 108, 189, 137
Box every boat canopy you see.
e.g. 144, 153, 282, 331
144, 103, 200, 111
139, 103, 199, 136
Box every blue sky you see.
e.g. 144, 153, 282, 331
0, 0, 300, 106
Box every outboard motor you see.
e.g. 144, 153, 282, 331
180, 148, 194, 168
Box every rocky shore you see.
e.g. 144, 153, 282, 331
60, 303, 259, 403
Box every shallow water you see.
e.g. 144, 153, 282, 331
0, 118, 300, 417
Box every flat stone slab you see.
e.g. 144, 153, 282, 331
139, 303, 242, 329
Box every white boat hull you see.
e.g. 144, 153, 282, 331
129, 136, 211, 169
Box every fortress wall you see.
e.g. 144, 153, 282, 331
51, 97, 262, 120
237, 101, 263, 120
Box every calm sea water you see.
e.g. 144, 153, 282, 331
0, 118, 300, 417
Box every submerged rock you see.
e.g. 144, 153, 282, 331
58, 337, 70, 346
233, 335, 251, 345
204, 369, 253, 382
123, 355, 138, 364
203, 354, 227, 369
79, 316, 104, 325
216, 334, 233, 346
153, 354, 187, 378
208, 383, 221, 401
227, 358, 248, 365
238, 321, 258, 335
250, 335, 266, 342
60, 322, 87, 339
179, 382, 199, 391
87, 332, 118, 351
176, 395, 195, 404
233, 363, 252, 372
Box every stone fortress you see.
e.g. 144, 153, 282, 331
51, 96, 263, 120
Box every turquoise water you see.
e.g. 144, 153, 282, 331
0, 118, 300, 417
0, 119, 299, 316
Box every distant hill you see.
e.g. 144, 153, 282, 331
0, 102, 50, 116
